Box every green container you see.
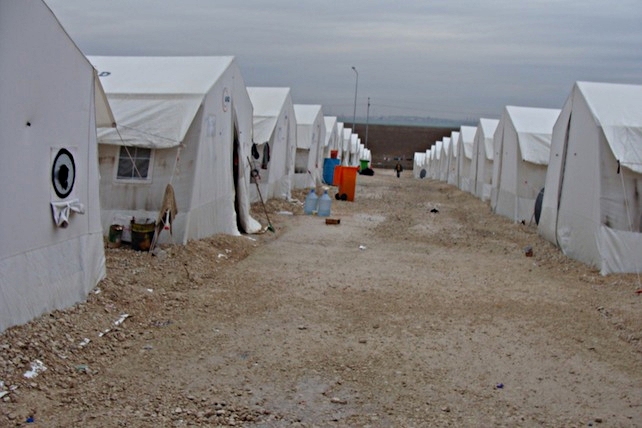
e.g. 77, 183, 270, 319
360, 159, 369, 170
108, 224, 123, 248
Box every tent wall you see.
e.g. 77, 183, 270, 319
492, 120, 520, 220
0, 0, 106, 331
413, 152, 426, 178
432, 141, 442, 179
439, 138, 450, 182
471, 119, 499, 200
341, 128, 351, 164
447, 132, 459, 186
335, 122, 344, 155
293, 105, 325, 189
457, 126, 476, 191
323, 116, 339, 161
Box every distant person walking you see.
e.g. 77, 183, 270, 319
395, 161, 403, 178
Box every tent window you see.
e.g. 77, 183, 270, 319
117, 146, 153, 181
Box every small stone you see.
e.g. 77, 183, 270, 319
331, 397, 347, 405
173, 407, 182, 414
595, 418, 603, 423
358, 339, 367, 344
441, 406, 450, 412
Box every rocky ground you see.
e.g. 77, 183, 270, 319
1, 169, 641, 427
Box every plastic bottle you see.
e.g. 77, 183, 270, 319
303, 189, 318, 215
317, 190, 332, 217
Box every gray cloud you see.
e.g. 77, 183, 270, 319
45, 0, 642, 120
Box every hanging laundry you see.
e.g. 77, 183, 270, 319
251, 143, 260, 159
261, 143, 270, 169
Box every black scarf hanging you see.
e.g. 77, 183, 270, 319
261, 143, 270, 169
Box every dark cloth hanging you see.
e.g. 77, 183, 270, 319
261, 143, 270, 169
251, 143, 260, 159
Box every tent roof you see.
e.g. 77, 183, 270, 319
294, 104, 323, 150
91, 56, 233, 94
505, 105, 560, 165
324, 116, 338, 129
247, 87, 290, 117
252, 116, 278, 145
459, 126, 477, 159
478, 118, 499, 160
90, 56, 235, 148
247, 87, 291, 145
576, 81, 642, 173
294, 104, 323, 125
324, 116, 338, 146
434, 141, 443, 160
450, 132, 460, 157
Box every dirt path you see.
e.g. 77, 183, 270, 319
2, 169, 642, 427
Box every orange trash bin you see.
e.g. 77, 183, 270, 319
333, 165, 343, 186
338, 166, 359, 201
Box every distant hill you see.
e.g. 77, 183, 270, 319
337, 115, 477, 128
348, 123, 457, 171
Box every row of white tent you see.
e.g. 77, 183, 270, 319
414, 81, 642, 276
0, 0, 372, 332
92, 55, 371, 244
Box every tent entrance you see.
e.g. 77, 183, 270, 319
232, 125, 244, 233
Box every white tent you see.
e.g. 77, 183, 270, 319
348, 134, 359, 166
539, 82, 642, 275
335, 122, 345, 157
293, 104, 326, 189
0, 0, 114, 331
432, 141, 442, 179
447, 132, 460, 186
424, 148, 432, 175
247, 87, 297, 202
439, 138, 451, 182
456, 126, 477, 191
356, 138, 362, 165
341, 128, 352, 165
470, 118, 499, 200
413, 152, 426, 178
429, 144, 440, 179
91, 56, 261, 244
491, 106, 560, 223
323, 116, 339, 160
363, 147, 372, 163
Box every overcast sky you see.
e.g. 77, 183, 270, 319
45, 0, 642, 121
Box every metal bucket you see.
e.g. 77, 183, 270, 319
130, 219, 155, 251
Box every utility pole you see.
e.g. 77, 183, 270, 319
365, 97, 370, 148
351, 66, 358, 131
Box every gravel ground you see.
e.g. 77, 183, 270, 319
1, 168, 641, 427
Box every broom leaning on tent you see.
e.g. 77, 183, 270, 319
149, 183, 178, 253
247, 156, 275, 233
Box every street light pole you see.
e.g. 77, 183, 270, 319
351, 66, 358, 132
365, 97, 370, 149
